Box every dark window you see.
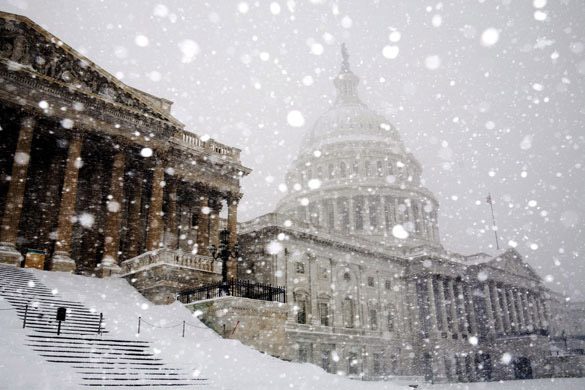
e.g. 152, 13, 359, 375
367, 276, 375, 287
319, 302, 330, 326
296, 262, 305, 274
385, 280, 392, 290
370, 309, 378, 330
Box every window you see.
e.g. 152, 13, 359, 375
385, 280, 392, 290
296, 262, 305, 274
321, 349, 331, 372
377, 161, 383, 176
370, 309, 378, 330
319, 302, 330, 326
373, 353, 384, 375
354, 197, 364, 231
342, 298, 354, 328
367, 276, 375, 287
348, 352, 359, 375
298, 344, 311, 363
387, 305, 395, 331
339, 162, 347, 177
365, 161, 372, 176
328, 164, 334, 178
296, 297, 307, 324
343, 272, 351, 282
352, 161, 359, 175
320, 267, 328, 279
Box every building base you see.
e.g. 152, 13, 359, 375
0, 242, 23, 266
95, 263, 121, 278
51, 252, 76, 272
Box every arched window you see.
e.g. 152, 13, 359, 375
343, 297, 355, 328
365, 161, 372, 176
328, 164, 335, 178
316, 166, 323, 179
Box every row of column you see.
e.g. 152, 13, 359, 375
294, 195, 439, 241
483, 281, 548, 336
0, 117, 240, 275
425, 275, 478, 338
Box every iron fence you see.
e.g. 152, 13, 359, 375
177, 279, 286, 304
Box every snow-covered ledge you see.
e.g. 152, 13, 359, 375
120, 248, 221, 276
120, 248, 222, 305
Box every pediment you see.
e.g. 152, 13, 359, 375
0, 11, 179, 125
488, 248, 541, 281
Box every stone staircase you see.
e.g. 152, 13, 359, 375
0, 263, 210, 388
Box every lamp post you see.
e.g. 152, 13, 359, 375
209, 228, 239, 296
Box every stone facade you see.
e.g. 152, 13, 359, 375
187, 297, 289, 358
0, 12, 249, 299
237, 47, 584, 382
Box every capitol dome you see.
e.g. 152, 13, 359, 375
276, 45, 441, 248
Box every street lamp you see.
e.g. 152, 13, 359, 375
209, 228, 239, 295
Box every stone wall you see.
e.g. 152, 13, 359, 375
186, 297, 290, 358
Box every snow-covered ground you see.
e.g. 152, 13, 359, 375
1, 268, 584, 390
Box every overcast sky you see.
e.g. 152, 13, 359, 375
2, 0, 584, 299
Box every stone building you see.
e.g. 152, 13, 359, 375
0, 11, 250, 303
237, 46, 581, 381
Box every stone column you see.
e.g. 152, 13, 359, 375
436, 276, 449, 334
209, 197, 222, 249
427, 276, 440, 334
331, 197, 339, 231
520, 291, 534, 332
535, 297, 546, 329
348, 197, 355, 232
51, 134, 83, 272
0, 117, 35, 266
515, 289, 526, 332
125, 171, 144, 259
227, 195, 239, 279
499, 284, 511, 334
97, 151, 125, 277
490, 282, 504, 334
447, 279, 458, 334
363, 196, 371, 232
145, 162, 165, 251
507, 288, 519, 333
528, 293, 540, 330
164, 177, 178, 248
465, 284, 478, 335
379, 195, 387, 233
196, 193, 210, 256
483, 283, 496, 336
456, 282, 468, 334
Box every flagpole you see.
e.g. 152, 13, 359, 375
487, 193, 500, 250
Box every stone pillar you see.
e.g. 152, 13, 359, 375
363, 196, 371, 232
456, 282, 468, 334
164, 177, 178, 249
227, 194, 239, 279
465, 284, 478, 335
483, 283, 496, 336
125, 171, 144, 259
196, 193, 210, 256
51, 134, 83, 272
209, 197, 221, 249
447, 279, 458, 334
499, 284, 511, 334
520, 290, 532, 331
308, 255, 320, 326
427, 276, 440, 334
528, 293, 539, 329
0, 118, 35, 266
379, 195, 387, 233
535, 296, 546, 328
331, 197, 339, 231
97, 151, 125, 277
348, 197, 355, 232
507, 288, 519, 333
515, 289, 526, 332
436, 276, 449, 334
145, 162, 165, 251
490, 282, 504, 334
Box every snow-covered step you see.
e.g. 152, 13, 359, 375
0, 264, 211, 388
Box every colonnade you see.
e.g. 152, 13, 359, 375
483, 280, 549, 336
292, 194, 439, 242
0, 116, 240, 274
